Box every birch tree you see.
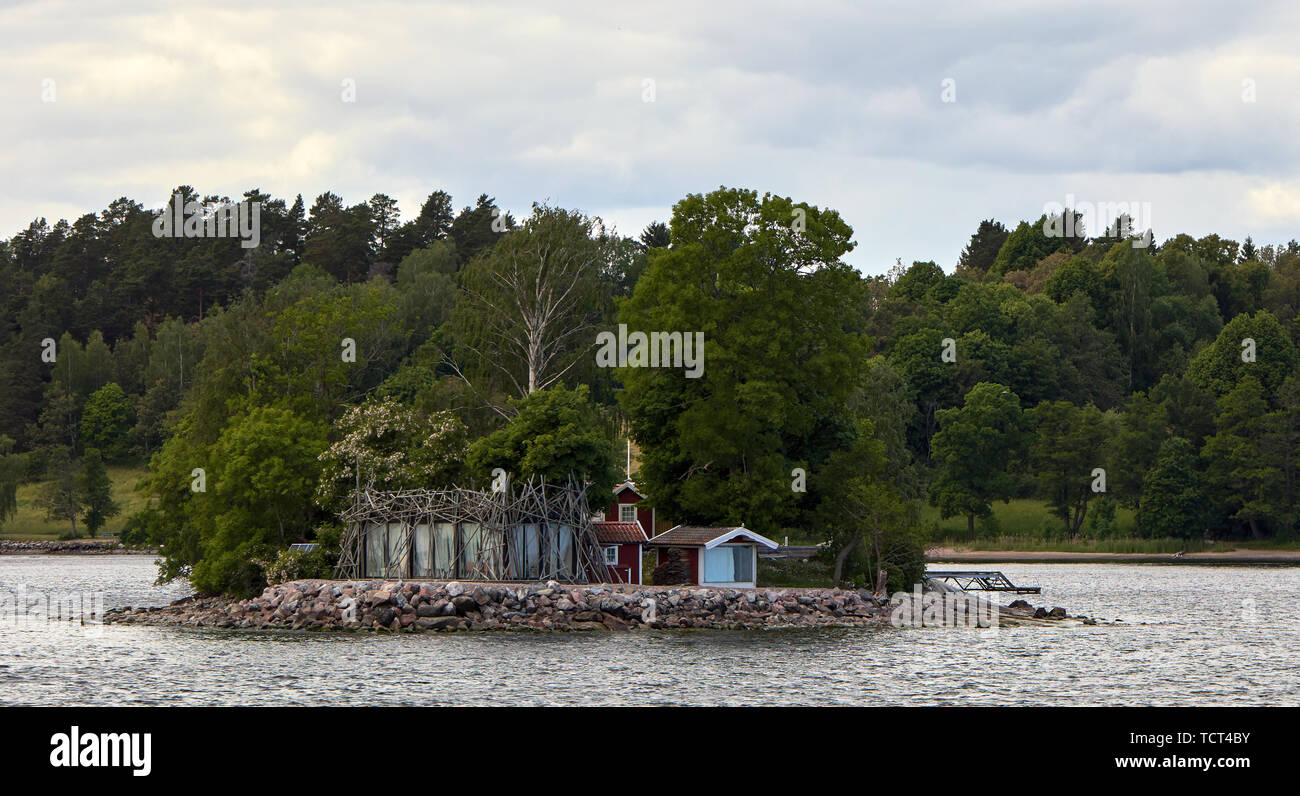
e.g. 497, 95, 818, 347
452, 205, 613, 410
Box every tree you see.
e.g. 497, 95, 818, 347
80, 447, 120, 537
618, 187, 865, 533
1201, 377, 1279, 538
452, 204, 614, 403
929, 383, 1027, 535
189, 407, 329, 595
1026, 401, 1111, 534
0, 435, 21, 530
80, 382, 134, 461
1110, 391, 1169, 531
315, 398, 468, 512
466, 385, 618, 510
956, 219, 1009, 280
639, 221, 670, 250
1187, 311, 1298, 404
37, 447, 85, 538
1139, 437, 1209, 538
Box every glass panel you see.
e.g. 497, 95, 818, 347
506, 525, 526, 579
412, 523, 432, 578
364, 522, 385, 577
557, 524, 573, 580
480, 527, 501, 578
619, 504, 637, 523
733, 546, 753, 582
433, 522, 455, 579
386, 522, 407, 577
460, 522, 481, 576
523, 524, 541, 579
704, 546, 735, 583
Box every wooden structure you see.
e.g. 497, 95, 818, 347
336, 477, 614, 583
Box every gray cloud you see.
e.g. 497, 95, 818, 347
1, 0, 1297, 274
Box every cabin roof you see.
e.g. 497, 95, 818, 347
592, 520, 648, 544
612, 478, 646, 498
646, 525, 779, 550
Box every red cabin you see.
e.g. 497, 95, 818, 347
590, 478, 655, 584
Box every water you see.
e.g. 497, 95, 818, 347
1, 554, 1297, 706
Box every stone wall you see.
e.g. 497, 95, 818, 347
105, 579, 892, 631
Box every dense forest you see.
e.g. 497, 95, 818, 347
1, 184, 1298, 595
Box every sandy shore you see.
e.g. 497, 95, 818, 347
927, 547, 1300, 564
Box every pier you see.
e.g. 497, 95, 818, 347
924, 570, 1041, 594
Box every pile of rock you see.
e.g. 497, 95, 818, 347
105, 579, 893, 632
1005, 598, 1095, 624
0, 540, 136, 555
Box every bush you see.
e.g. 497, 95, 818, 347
262, 545, 333, 585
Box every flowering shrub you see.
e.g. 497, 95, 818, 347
316, 398, 468, 511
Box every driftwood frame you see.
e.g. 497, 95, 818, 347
336, 476, 616, 583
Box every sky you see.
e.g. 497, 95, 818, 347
2, 0, 1299, 275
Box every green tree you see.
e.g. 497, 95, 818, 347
619, 187, 865, 532
80, 382, 134, 461
80, 447, 120, 537
1138, 437, 1209, 538
1110, 391, 1169, 531
190, 407, 329, 595
0, 435, 21, 529
37, 447, 85, 538
1201, 377, 1280, 538
956, 219, 1009, 280
929, 383, 1027, 535
1187, 311, 1298, 404
1026, 401, 1111, 535
467, 385, 617, 509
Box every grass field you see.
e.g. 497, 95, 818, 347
0, 465, 149, 540
922, 498, 1138, 539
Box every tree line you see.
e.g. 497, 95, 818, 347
0, 184, 1297, 595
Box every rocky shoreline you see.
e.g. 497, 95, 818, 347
104, 579, 1090, 632
107, 579, 898, 631
0, 540, 153, 555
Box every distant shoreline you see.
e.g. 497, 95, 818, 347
927, 547, 1300, 564
0, 540, 155, 555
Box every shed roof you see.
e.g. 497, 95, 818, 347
592, 520, 648, 544
646, 525, 779, 550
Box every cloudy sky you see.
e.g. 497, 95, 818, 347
2, 0, 1298, 274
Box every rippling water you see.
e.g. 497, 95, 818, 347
1, 554, 1297, 706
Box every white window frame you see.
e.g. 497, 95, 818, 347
618, 504, 638, 523
603, 545, 620, 565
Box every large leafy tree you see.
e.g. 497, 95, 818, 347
1201, 377, 1280, 538
1139, 437, 1210, 538
929, 382, 1027, 535
1187, 310, 1298, 404
619, 187, 865, 533
466, 385, 617, 510
80, 382, 134, 462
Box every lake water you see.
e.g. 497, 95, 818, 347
1, 554, 1297, 706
